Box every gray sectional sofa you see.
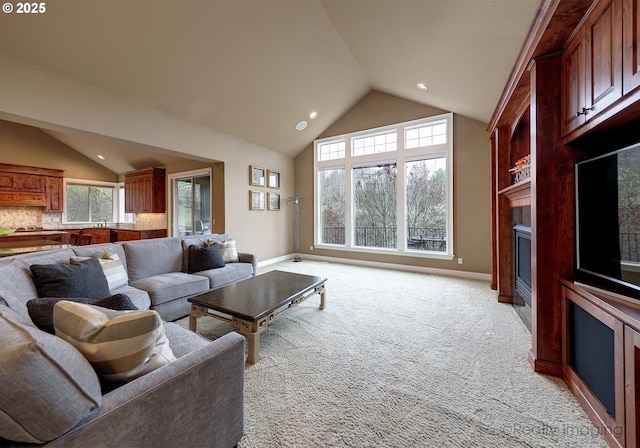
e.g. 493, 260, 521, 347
0, 234, 256, 447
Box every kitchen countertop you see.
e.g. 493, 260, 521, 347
7, 231, 69, 237
0, 240, 71, 257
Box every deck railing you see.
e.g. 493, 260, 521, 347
321, 227, 446, 252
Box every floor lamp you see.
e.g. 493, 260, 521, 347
289, 196, 302, 262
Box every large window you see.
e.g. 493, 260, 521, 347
314, 113, 453, 259
65, 179, 119, 224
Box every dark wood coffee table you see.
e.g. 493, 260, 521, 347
188, 270, 326, 365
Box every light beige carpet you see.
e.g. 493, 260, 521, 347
176, 260, 608, 447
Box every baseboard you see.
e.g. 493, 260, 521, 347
259, 253, 492, 282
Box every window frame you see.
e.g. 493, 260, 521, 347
63, 178, 122, 225
313, 113, 454, 260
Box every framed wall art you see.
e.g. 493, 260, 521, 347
267, 170, 280, 189
249, 190, 265, 210
250, 166, 265, 187
268, 192, 280, 210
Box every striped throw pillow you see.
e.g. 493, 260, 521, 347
70, 249, 128, 292
53, 301, 176, 383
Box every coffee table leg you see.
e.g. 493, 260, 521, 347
231, 318, 266, 366
317, 284, 326, 310
246, 331, 261, 365
189, 304, 208, 332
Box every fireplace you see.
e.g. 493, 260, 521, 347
513, 224, 532, 331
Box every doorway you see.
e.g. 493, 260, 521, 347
172, 169, 211, 236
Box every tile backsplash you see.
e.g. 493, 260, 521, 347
0, 206, 42, 228
0, 206, 167, 230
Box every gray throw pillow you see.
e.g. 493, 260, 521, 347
27, 294, 138, 334
188, 243, 225, 273
30, 258, 110, 300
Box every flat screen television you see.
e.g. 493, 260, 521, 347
576, 141, 640, 300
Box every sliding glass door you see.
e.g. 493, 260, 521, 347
173, 171, 211, 236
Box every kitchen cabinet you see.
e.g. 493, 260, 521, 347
80, 228, 112, 245
0, 163, 63, 209
44, 176, 63, 213
116, 229, 167, 241
562, 0, 623, 136
124, 167, 166, 213
0, 192, 46, 206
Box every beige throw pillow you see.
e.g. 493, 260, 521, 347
53, 301, 176, 383
216, 238, 239, 263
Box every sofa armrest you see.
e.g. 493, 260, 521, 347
46, 332, 245, 448
237, 252, 258, 276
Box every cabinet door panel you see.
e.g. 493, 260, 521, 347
563, 33, 586, 134
0, 172, 16, 190
585, 0, 623, 113
15, 173, 44, 192
44, 177, 63, 213
623, 0, 640, 94
124, 179, 135, 213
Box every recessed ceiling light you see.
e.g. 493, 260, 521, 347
97, 154, 105, 160
309, 111, 318, 120
296, 120, 308, 131
417, 83, 428, 91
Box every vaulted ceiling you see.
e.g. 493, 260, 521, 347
0, 0, 540, 168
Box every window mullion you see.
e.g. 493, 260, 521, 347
344, 136, 353, 247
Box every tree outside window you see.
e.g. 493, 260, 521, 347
66, 185, 114, 223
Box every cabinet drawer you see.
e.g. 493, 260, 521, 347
0, 191, 46, 206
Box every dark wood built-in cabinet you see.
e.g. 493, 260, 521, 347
0, 163, 64, 212
562, 0, 623, 136
623, 0, 640, 94
490, 0, 640, 445
124, 167, 166, 213
562, 283, 626, 447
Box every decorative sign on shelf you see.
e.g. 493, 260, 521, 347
510, 154, 530, 184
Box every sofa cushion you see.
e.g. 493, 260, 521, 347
188, 243, 225, 273
124, 237, 183, 282
30, 258, 111, 300
70, 248, 129, 292
193, 262, 254, 289
53, 301, 176, 383
0, 304, 101, 444
27, 293, 138, 334
130, 272, 209, 307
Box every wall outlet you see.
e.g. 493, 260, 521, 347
310, 245, 314, 251
457, 258, 463, 265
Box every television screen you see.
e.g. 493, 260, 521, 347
576, 142, 640, 299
